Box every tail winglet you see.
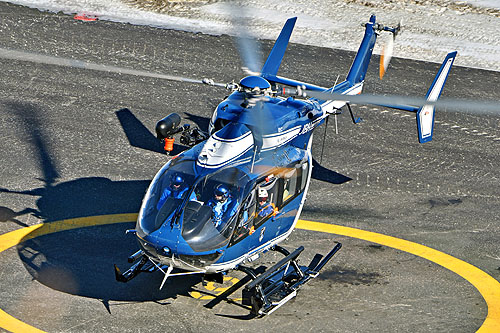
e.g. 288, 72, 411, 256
417, 51, 457, 143
260, 17, 297, 76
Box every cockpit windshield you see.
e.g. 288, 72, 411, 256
181, 167, 251, 252
138, 158, 252, 252
139, 160, 196, 235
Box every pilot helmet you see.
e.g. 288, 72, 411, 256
172, 175, 184, 189
258, 188, 268, 203
214, 184, 229, 202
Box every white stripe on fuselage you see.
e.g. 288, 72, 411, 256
197, 125, 303, 168
261, 125, 302, 151
196, 131, 253, 168
321, 82, 364, 113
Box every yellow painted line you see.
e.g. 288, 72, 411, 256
0, 214, 498, 332
296, 220, 500, 333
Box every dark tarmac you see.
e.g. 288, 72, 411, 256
0, 2, 499, 332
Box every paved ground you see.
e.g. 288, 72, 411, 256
0, 2, 499, 332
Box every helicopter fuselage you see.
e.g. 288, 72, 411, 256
134, 91, 327, 273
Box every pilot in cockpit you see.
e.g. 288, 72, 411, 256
257, 188, 276, 218
156, 175, 196, 210
208, 184, 238, 228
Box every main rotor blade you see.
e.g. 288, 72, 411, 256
236, 36, 262, 74
0, 47, 226, 87
221, 3, 262, 74
303, 90, 500, 116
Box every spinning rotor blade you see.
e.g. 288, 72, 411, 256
0, 47, 226, 87
379, 35, 394, 79
301, 89, 500, 115
221, 3, 262, 74
237, 36, 262, 75
379, 20, 401, 79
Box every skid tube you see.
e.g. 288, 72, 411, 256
241, 242, 342, 316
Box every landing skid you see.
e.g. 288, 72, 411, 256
114, 243, 342, 317
240, 243, 342, 316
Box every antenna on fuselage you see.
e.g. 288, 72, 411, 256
319, 75, 341, 164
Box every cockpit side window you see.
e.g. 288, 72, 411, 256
230, 174, 280, 245
253, 175, 279, 228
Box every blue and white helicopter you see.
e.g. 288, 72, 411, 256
114, 15, 457, 316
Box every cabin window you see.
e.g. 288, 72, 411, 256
278, 161, 309, 208
229, 160, 310, 245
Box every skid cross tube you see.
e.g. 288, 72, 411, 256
245, 246, 304, 290
241, 243, 341, 316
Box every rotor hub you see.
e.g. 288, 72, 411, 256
239, 76, 271, 95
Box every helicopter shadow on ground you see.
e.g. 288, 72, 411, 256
311, 158, 352, 184
0, 101, 200, 308
16, 222, 202, 306
115, 108, 187, 155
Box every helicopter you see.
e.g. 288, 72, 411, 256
112, 15, 457, 316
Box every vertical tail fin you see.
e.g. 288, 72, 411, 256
346, 15, 378, 85
346, 15, 401, 85
416, 51, 457, 143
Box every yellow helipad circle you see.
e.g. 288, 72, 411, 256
0, 214, 499, 332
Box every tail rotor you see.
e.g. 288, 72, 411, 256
379, 20, 402, 79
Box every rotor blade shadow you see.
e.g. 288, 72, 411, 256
0, 207, 37, 227
312, 159, 352, 185
5, 101, 59, 187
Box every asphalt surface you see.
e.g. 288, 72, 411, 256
0, 2, 500, 332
